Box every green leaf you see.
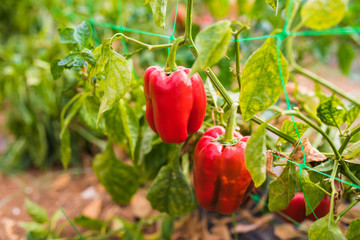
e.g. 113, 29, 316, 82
81, 49, 97, 66
60, 129, 72, 169
93, 143, 140, 204
240, 37, 289, 121
346, 105, 360, 128
312, 160, 335, 172
74, 21, 92, 48
343, 140, 360, 160
58, 54, 77, 66
146, 151, 195, 217
300, 169, 329, 216
245, 122, 267, 187
88, 39, 111, 81
337, 43, 355, 75
98, 50, 132, 123
104, 100, 139, 159
190, 21, 231, 76
161, 216, 174, 240
301, 0, 347, 30
317, 97, 346, 130
50, 59, 64, 80
204, 77, 218, 107
265, 0, 278, 14
78, 96, 105, 135
277, 120, 310, 144
347, 218, 360, 240
204, 0, 230, 18
25, 199, 48, 223
73, 215, 106, 231
308, 214, 346, 240
148, 0, 168, 29
268, 163, 296, 211
134, 124, 156, 166
19, 222, 48, 238
58, 27, 77, 44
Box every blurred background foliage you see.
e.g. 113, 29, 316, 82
0, 0, 359, 173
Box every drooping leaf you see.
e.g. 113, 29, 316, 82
190, 21, 231, 76
343, 140, 360, 160
268, 163, 296, 211
308, 214, 346, 240
78, 96, 105, 135
73, 215, 106, 231
98, 50, 132, 124
277, 120, 310, 144
346, 105, 360, 129
245, 122, 267, 187
301, 0, 347, 30
337, 43, 355, 75
204, 0, 230, 18
93, 143, 140, 204
265, 0, 278, 14
146, 149, 195, 217
50, 59, 64, 80
104, 100, 139, 159
148, 0, 168, 29
88, 39, 111, 81
134, 124, 156, 166
240, 37, 289, 121
25, 199, 48, 224
300, 169, 329, 216
74, 21, 92, 49
347, 218, 360, 240
317, 96, 346, 130
58, 27, 77, 44
291, 138, 327, 163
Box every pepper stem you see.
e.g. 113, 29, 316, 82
222, 102, 240, 143
164, 36, 185, 73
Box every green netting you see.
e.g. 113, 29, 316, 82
62, 0, 359, 224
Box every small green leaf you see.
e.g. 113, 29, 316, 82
50, 59, 64, 80
19, 222, 48, 238
88, 40, 111, 81
308, 214, 346, 240
300, 169, 329, 216
301, 0, 347, 30
58, 54, 77, 66
81, 49, 97, 66
337, 43, 355, 75
146, 151, 195, 217
104, 100, 139, 159
58, 27, 77, 44
204, 0, 230, 18
268, 163, 296, 211
73, 215, 106, 231
98, 50, 132, 123
317, 97, 346, 130
148, 0, 168, 29
78, 96, 105, 135
204, 77, 218, 107
347, 218, 360, 240
245, 122, 267, 187
346, 105, 360, 129
93, 143, 140, 204
60, 129, 72, 169
312, 160, 335, 172
265, 0, 278, 14
240, 37, 289, 121
74, 21, 92, 48
277, 120, 310, 144
25, 199, 48, 223
190, 21, 231, 76
161, 216, 174, 240
343, 140, 360, 160
134, 124, 156, 166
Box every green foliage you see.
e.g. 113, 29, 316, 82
347, 218, 360, 240
337, 42, 355, 75
308, 214, 346, 240
239, 37, 289, 121
147, 0, 168, 29
317, 96, 346, 131
25, 199, 49, 224
277, 120, 310, 144
204, 0, 230, 18
73, 215, 107, 231
245, 122, 267, 187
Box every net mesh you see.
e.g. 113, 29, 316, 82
59, 0, 360, 225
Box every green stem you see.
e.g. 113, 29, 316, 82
335, 197, 360, 223
339, 124, 360, 154
329, 160, 339, 222
164, 37, 185, 73
110, 33, 173, 50
222, 102, 239, 142
185, 0, 193, 44
284, 0, 300, 32
234, 31, 242, 90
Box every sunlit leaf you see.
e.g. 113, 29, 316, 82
25, 199, 48, 224
347, 218, 360, 240
346, 105, 360, 129
74, 21, 92, 49
308, 214, 345, 240
204, 0, 230, 18
277, 120, 309, 144
265, 0, 278, 14
344, 140, 360, 160
148, 0, 168, 29
317, 96, 346, 130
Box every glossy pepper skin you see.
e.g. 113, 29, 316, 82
193, 126, 253, 214
144, 66, 206, 143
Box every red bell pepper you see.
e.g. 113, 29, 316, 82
193, 125, 253, 214
144, 66, 206, 143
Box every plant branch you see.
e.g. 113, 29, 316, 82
335, 197, 360, 223
111, 33, 173, 50
339, 124, 360, 154
234, 31, 242, 90
164, 36, 185, 73
329, 160, 339, 222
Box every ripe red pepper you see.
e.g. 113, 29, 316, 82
144, 66, 206, 143
193, 126, 253, 214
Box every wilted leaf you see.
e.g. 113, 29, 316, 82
266, 151, 277, 178
190, 21, 231, 76
268, 163, 296, 211
148, 0, 168, 29
277, 120, 310, 144
93, 143, 140, 204
301, 0, 347, 30
308, 214, 345, 240
240, 37, 289, 121
245, 123, 267, 187
291, 138, 327, 163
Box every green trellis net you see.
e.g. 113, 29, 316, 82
55, 0, 360, 228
